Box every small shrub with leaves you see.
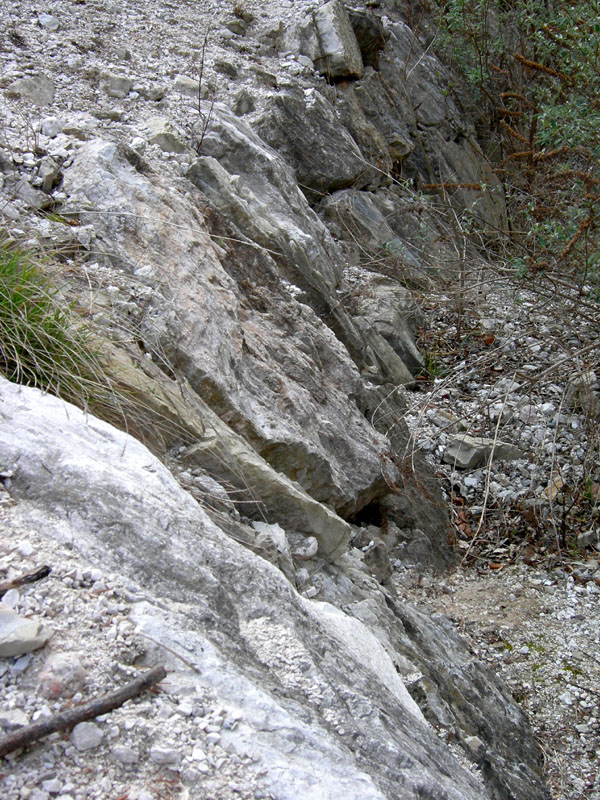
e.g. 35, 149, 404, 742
429, 0, 600, 288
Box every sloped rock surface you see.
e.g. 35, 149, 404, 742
253, 86, 380, 201
0, 379, 549, 799
378, 21, 507, 232
313, 0, 364, 80
0, 604, 52, 657
0, 1, 552, 795
60, 135, 394, 516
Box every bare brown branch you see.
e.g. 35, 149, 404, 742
0, 566, 51, 598
0, 665, 167, 758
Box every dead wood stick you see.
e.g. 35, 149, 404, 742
0, 665, 166, 758
0, 566, 52, 598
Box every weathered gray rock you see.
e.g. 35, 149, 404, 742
334, 68, 414, 174
283, 6, 505, 231
185, 104, 422, 393
38, 156, 62, 194
0, 603, 52, 657
378, 21, 507, 232
5, 73, 55, 106
444, 434, 522, 469
144, 116, 186, 153
149, 745, 182, 767
112, 744, 139, 764
347, 8, 389, 69
186, 104, 342, 296
38, 651, 86, 699
319, 188, 405, 261
180, 427, 351, 559
71, 721, 104, 751
251, 521, 296, 582
100, 72, 133, 99
313, 1, 363, 80
0, 708, 29, 731
54, 128, 402, 517
341, 272, 423, 375
0, 379, 549, 800
2, 175, 54, 210
101, 344, 352, 557
253, 85, 380, 201
173, 74, 200, 99
41, 116, 63, 138
38, 13, 60, 31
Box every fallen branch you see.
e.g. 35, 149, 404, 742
0, 566, 51, 598
0, 665, 166, 758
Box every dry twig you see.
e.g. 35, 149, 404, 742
0, 665, 167, 758
0, 566, 51, 599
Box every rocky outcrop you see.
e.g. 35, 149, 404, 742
285, 0, 364, 81
61, 136, 401, 520
0, 379, 549, 800
0, 1, 550, 797
253, 86, 381, 201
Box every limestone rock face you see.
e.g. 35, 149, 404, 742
444, 434, 523, 469
0, 603, 52, 657
0, 380, 549, 800
379, 21, 507, 232
344, 273, 424, 374
253, 86, 381, 201
186, 103, 342, 299
60, 135, 398, 519
0, 2, 547, 794
282, 12, 506, 233
333, 67, 415, 176
312, 0, 364, 80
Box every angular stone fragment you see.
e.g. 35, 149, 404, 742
38, 156, 62, 193
145, 117, 186, 153
0, 603, 52, 657
251, 521, 295, 581
71, 721, 103, 751
2, 176, 54, 210
150, 745, 182, 767
313, 0, 363, 79
443, 434, 522, 469
173, 74, 200, 99
5, 73, 55, 105
41, 116, 63, 138
111, 744, 139, 763
139, 84, 166, 102
38, 14, 60, 31
100, 72, 133, 99
0, 708, 29, 731
38, 651, 86, 699
363, 538, 392, 584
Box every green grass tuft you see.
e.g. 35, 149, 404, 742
0, 235, 108, 408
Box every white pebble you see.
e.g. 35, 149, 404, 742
71, 721, 103, 751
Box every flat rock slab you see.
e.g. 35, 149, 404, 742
5, 73, 55, 106
443, 434, 522, 470
314, 0, 363, 79
0, 603, 53, 657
